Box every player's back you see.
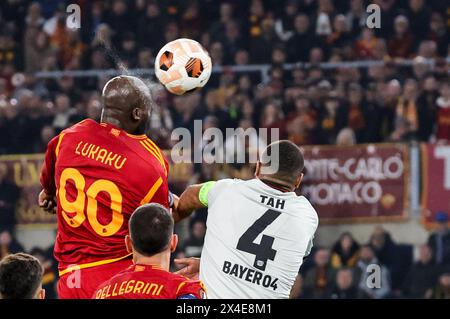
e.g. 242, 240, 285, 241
42, 119, 169, 273
200, 178, 318, 299
93, 264, 205, 299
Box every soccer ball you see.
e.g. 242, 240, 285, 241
154, 38, 212, 95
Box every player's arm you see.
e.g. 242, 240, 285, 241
39, 135, 60, 213
172, 181, 215, 223
289, 274, 302, 299
174, 257, 200, 280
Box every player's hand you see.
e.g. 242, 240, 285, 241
38, 189, 57, 214
170, 193, 181, 223
174, 257, 200, 280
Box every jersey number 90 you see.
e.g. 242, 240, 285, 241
58, 168, 124, 237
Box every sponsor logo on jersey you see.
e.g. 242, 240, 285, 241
222, 260, 278, 291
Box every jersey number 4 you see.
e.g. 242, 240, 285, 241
236, 209, 281, 271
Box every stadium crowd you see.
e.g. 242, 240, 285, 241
0, 0, 450, 298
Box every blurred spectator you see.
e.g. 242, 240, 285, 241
369, 226, 411, 290
355, 245, 391, 299
52, 93, 74, 131
405, 0, 431, 40
336, 127, 356, 145
427, 212, 450, 265
34, 124, 56, 153
430, 271, 450, 299
29, 247, 57, 299
354, 28, 379, 59
274, 0, 298, 41
250, 17, 280, 64
221, 21, 246, 65
417, 75, 439, 141
395, 78, 419, 139
427, 12, 449, 57
402, 244, 439, 298
336, 83, 367, 142
435, 81, 450, 142
0, 229, 23, 260
137, 1, 165, 53
182, 220, 206, 258
119, 33, 138, 68
287, 14, 320, 62
302, 248, 336, 299
331, 232, 360, 268
326, 268, 366, 299
325, 14, 351, 50
346, 0, 368, 38
105, 0, 134, 47
180, 2, 202, 39
0, 163, 19, 231
388, 15, 414, 58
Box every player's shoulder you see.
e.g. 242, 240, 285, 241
136, 137, 168, 172
169, 273, 206, 299
137, 137, 164, 155
207, 178, 245, 196
61, 119, 98, 135
214, 178, 248, 189
291, 195, 319, 224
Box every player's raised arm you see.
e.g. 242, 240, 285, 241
172, 181, 215, 222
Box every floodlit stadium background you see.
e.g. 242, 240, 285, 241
0, 0, 450, 299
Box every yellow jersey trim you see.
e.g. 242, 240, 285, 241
55, 133, 66, 157
140, 177, 163, 205
140, 140, 167, 175
58, 253, 132, 277
126, 132, 147, 139
176, 282, 186, 295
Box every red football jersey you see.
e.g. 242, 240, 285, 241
40, 119, 170, 274
93, 264, 206, 299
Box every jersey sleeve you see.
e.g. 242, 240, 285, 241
305, 236, 314, 257
40, 135, 61, 196
203, 178, 236, 206
176, 280, 207, 299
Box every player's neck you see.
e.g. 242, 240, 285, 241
258, 175, 294, 193
133, 251, 171, 271
101, 117, 125, 130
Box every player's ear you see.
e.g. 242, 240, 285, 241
125, 235, 133, 253
170, 234, 178, 253
36, 288, 45, 299
255, 161, 261, 178
294, 173, 304, 190
132, 108, 142, 121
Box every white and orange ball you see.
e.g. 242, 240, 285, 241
154, 38, 212, 95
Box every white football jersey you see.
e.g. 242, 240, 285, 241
199, 178, 318, 299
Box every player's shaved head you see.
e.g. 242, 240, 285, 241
129, 203, 174, 257
101, 75, 153, 135
257, 140, 304, 190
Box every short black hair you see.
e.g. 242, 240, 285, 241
260, 140, 304, 184
0, 253, 43, 299
129, 203, 174, 257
